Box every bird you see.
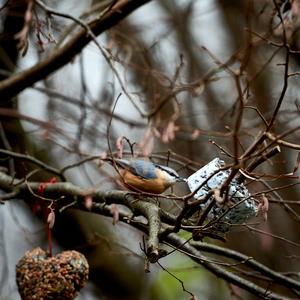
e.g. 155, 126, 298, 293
108, 158, 186, 194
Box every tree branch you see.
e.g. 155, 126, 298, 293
166, 234, 292, 300
0, 0, 152, 99
0, 148, 66, 180
191, 241, 300, 292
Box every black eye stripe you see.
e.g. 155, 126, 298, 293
155, 164, 180, 178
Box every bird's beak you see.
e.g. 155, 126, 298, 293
177, 177, 187, 182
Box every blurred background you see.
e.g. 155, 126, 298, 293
1, 0, 300, 299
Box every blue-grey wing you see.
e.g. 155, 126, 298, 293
115, 159, 157, 179
132, 160, 158, 179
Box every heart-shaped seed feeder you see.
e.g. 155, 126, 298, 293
16, 247, 89, 300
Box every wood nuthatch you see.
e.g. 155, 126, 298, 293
110, 158, 186, 194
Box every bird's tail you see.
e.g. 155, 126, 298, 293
102, 157, 130, 170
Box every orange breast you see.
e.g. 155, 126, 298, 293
120, 170, 168, 194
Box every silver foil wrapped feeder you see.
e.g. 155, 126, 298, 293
187, 158, 257, 233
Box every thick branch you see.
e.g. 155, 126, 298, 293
0, 0, 152, 99
133, 201, 161, 263
0, 170, 162, 262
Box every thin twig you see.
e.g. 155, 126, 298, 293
0, 149, 65, 180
